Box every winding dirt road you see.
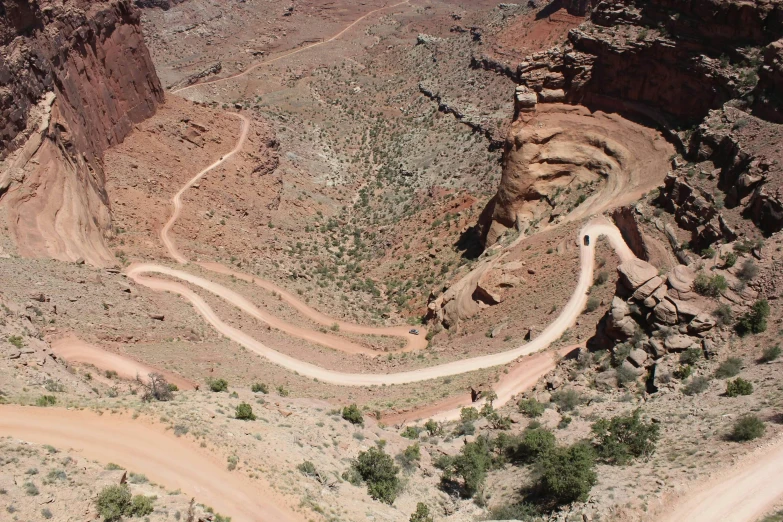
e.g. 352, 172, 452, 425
172, 0, 412, 95
660, 438, 783, 522
127, 217, 632, 386
0, 406, 300, 522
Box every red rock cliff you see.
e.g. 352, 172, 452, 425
0, 0, 164, 265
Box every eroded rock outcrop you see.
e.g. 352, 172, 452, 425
0, 0, 164, 265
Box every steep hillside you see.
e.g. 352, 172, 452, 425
0, 0, 164, 265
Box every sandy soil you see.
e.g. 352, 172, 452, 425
0, 405, 301, 522
660, 437, 783, 522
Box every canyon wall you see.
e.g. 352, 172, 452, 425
0, 0, 164, 265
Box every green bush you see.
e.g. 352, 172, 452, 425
352, 447, 400, 504
683, 376, 711, 395
715, 357, 743, 378
534, 442, 597, 505
673, 365, 693, 380
736, 299, 770, 336
725, 378, 753, 397
518, 398, 546, 417
760, 344, 781, 363
713, 304, 733, 326
35, 395, 57, 407
297, 461, 317, 476
460, 407, 479, 422
488, 503, 541, 520
737, 259, 759, 282
401, 426, 421, 439
694, 273, 728, 297
207, 378, 228, 392
722, 251, 738, 268
450, 435, 493, 498
424, 419, 442, 436
551, 388, 582, 411
235, 402, 256, 421
396, 443, 421, 471
409, 502, 433, 522
251, 383, 269, 394
584, 296, 600, 314
342, 404, 364, 425
127, 495, 155, 517
508, 427, 556, 464
591, 409, 660, 465
96, 485, 131, 521
730, 414, 765, 442
679, 347, 703, 366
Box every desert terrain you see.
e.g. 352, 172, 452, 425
2, 0, 783, 521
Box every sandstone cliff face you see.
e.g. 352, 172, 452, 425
0, 0, 164, 265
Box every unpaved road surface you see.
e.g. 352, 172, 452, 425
50, 334, 196, 390
127, 217, 634, 386
172, 0, 412, 95
0, 406, 300, 522
661, 438, 783, 522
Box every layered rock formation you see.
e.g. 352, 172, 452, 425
0, 0, 164, 265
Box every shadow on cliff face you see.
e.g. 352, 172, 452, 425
455, 224, 484, 260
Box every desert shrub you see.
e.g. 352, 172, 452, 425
594, 271, 609, 286
448, 435, 494, 498
342, 404, 364, 425
36, 395, 56, 407
673, 365, 693, 380
24, 481, 39, 496
453, 420, 476, 436
396, 443, 421, 471
297, 461, 317, 476
488, 503, 541, 521
518, 398, 545, 418
713, 304, 733, 326
722, 251, 738, 268
460, 407, 480, 422
96, 485, 131, 521
424, 419, 442, 436
725, 378, 753, 397
679, 347, 703, 365
737, 259, 759, 282
534, 442, 597, 505
591, 409, 660, 465
140, 373, 173, 402
584, 296, 600, 314
715, 357, 743, 378
694, 273, 728, 297
401, 426, 422, 439
736, 299, 770, 336
41, 508, 53, 519
251, 383, 269, 394
409, 503, 433, 522
235, 402, 256, 421
616, 364, 639, 386
730, 414, 765, 442
352, 447, 400, 504
683, 376, 711, 395
127, 495, 155, 517
207, 378, 228, 392
760, 344, 781, 363
551, 388, 582, 411
506, 428, 556, 464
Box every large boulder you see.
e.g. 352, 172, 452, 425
628, 348, 649, 368
664, 334, 695, 352
633, 275, 663, 301
667, 265, 696, 300
618, 259, 658, 291
688, 313, 716, 334
607, 297, 637, 339
669, 297, 707, 319
653, 298, 678, 325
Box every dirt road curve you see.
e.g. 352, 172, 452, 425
172, 0, 412, 95
660, 438, 783, 522
0, 406, 301, 522
50, 335, 196, 390
127, 217, 632, 386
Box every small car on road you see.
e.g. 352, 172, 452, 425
409, 329, 420, 335
583, 235, 590, 246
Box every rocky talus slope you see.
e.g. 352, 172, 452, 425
0, 0, 163, 265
